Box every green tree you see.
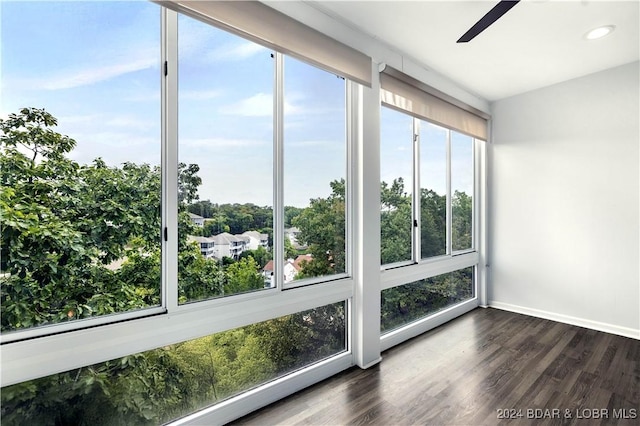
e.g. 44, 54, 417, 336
0, 109, 160, 329
178, 162, 202, 205
380, 178, 412, 264
0, 108, 210, 330
420, 188, 446, 258
224, 256, 264, 295
284, 237, 298, 260
0, 109, 348, 425
239, 246, 272, 269
380, 268, 473, 332
452, 190, 472, 250
293, 179, 346, 278
284, 206, 303, 227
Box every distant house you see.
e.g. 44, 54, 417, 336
211, 232, 247, 260
292, 254, 312, 271
188, 212, 205, 227
262, 260, 298, 285
242, 231, 269, 250
262, 254, 312, 285
187, 235, 215, 258
284, 227, 307, 250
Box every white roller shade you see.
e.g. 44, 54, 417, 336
156, 0, 372, 87
380, 71, 488, 140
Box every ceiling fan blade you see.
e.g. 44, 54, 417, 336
457, 0, 520, 43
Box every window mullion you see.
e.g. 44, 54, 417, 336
274, 52, 285, 290
163, 7, 179, 311
446, 129, 452, 255
412, 118, 421, 263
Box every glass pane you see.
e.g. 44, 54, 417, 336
419, 122, 447, 258
451, 132, 474, 251
1, 1, 161, 332
380, 107, 413, 265
178, 15, 274, 302
283, 56, 346, 280
381, 267, 474, 333
0, 302, 346, 425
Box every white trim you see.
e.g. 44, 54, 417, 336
352, 62, 382, 369
0, 306, 166, 344
489, 301, 640, 340
412, 118, 421, 262
155, 0, 372, 87
346, 79, 354, 280
274, 51, 284, 291
171, 351, 353, 425
165, 7, 179, 312
1, 280, 353, 387
380, 298, 478, 352
476, 138, 488, 306
445, 128, 452, 255
381, 252, 479, 291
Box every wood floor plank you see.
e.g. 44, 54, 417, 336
231, 308, 640, 426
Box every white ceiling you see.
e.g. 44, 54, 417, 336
305, 0, 640, 101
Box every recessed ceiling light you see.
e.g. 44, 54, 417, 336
585, 25, 615, 40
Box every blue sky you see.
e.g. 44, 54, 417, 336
381, 107, 473, 197
1, 0, 469, 208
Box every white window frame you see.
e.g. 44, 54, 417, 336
0, 3, 490, 425
380, 106, 479, 271
1, 5, 356, 392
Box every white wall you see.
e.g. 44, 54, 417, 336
489, 61, 640, 338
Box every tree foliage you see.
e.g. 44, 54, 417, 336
188, 201, 272, 237
381, 268, 473, 332
0, 109, 347, 424
293, 179, 346, 278
380, 178, 412, 264
0, 108, 161, 329
1, 108, 471, 424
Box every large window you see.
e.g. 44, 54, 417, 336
419, 121, 447, 259
177, 15, 274, 302
1, 302, 346, 426
1, 1, 486, 424
283, 56, 347, 283
0, 0, 162, 333
1, 2, 356, 424
380, 107, 413, 265
451, 132, 474, 252
381, 267, 474, 333
380, 106, 477, 267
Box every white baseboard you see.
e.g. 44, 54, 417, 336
488, 301, 640, 340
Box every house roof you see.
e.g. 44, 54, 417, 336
211, 232, 245, 245
263, 259, 305, 273
243, 230, 269, 240
188, 212, 204, 220
263, 260, 274, 272
293, 254, 312, 271
187, 235, 214, 244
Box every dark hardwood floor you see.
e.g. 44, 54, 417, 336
231, 308, 639, 425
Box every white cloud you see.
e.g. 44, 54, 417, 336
41, 57, 157, 91
105, 117, 156, 132
180, 137, 267, 149
219, 93, 272, 117
288, 140, 341, 148
56, 114, 156, 133
207, 42, 268, 62
124, 91, 161, 103
180, 89, 222, 101
220, 93, 300, 117
68, 133, 160, 167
